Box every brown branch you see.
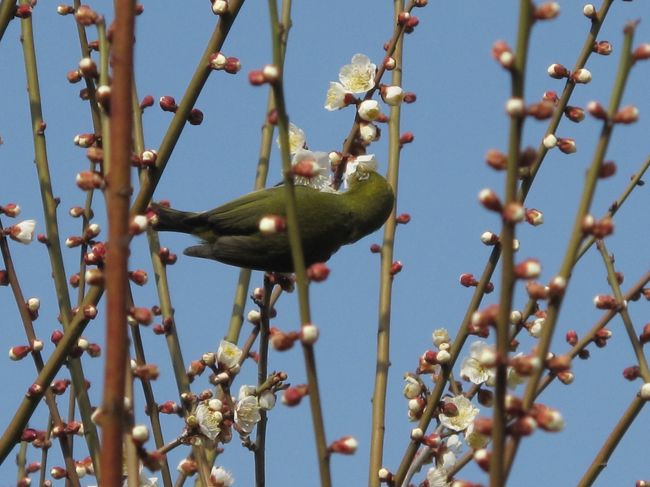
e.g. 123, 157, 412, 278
99, 0, 135, 483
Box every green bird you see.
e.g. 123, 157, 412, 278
151, 165, 394, 272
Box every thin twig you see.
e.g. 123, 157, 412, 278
368, 2, 404, 486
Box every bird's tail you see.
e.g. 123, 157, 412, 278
150, 202, 198, 235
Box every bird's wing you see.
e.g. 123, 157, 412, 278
201, 187, 286, 235
202, 185, 346, 236
184, 234, 293, 272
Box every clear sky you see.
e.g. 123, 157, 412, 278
1, 1, 649, 486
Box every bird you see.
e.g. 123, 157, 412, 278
151, 164, 394, 272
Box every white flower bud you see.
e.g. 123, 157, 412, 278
357, 99, 381, 122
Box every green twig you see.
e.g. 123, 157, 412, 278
490, 3, 533, 485
368, 2, 404, 486
267, 0, 331, 484
131, 0, 246, 215
0, 0, 15, 43
19, 0, 100, 471
596, 241, 650, 380
254, 278, 273, 486
521, 20, 637, 412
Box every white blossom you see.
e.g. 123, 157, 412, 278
339, 53, 376, 93
426, 467, 451, 487
290, 150, 334, 192
464, 422, 489, 449
277, 122, 306, 154
324, 82, 350, 111
210, 466, 235, 486
439, 395, 479, 432
216, 340, 242, 369
235, 386, 261, 434
359, 122, 378, 143
344, 154, 378, 189
259, 390, 276, 410
403, 375, 422, 399
432, 328, 450, 347
195, 400, 222, 441
460, 341, 494, 384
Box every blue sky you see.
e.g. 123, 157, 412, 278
1, 1, 649, 485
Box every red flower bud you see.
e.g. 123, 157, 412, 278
459, 273, 478, 287
307, 262, 330, 282
187, 108, 204, 125
159, 95, 178, 112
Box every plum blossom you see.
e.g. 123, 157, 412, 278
432, 328, 450, 347
344, 154, 378, 189
324, 82, 350, 111
209, 466, 235, 486
195, 399, 223, 441
216, 340, 242, 370
426, 467, 450, 487
290, 150, 334, 192
339, 54, 376, 93
460, 341, 494, 384
235, 385, 261, 434
277, 122, 306, 154
464, 421, 489, 449
439, 395, 479, 432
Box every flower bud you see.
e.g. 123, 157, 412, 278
633, 43, 650, 61
140, 95, 154, 109
527, 101, 554, 120
593, 40, 612, 56
380, 85, 404, 105
503, 202, 525, 223
300, 323, 319, 345
525, 208, 544, 226
557, 137, 576, 154
480, 231, 499, 245
282, 384, 308, 406
159, 96, 178, 112
187, 108, 204, 126
76, 171, 104, 190
583, 4, 597, 19
478, 188, 502, 212
542, 133, 557, 149
383, 56, 396, 70
485, 149, 507, 170
211, 0, 228, 15
259, 215, 286, 235
129, 269, 149, 286
329, 436, 358, 455
571, 68, 592, 84
9, 345, 32, 361
307, 262, 330, 282
547, 63, 569, 79
492, 40, 514, 69
459, 273, 478, 287
534, 2, 559, 20
564, 106, 585, 123
505, 97, 525, 117
224, 57, 241, 74
0, 203, 20, 217
613, 105, 639, 124
75, 5, 98, 25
